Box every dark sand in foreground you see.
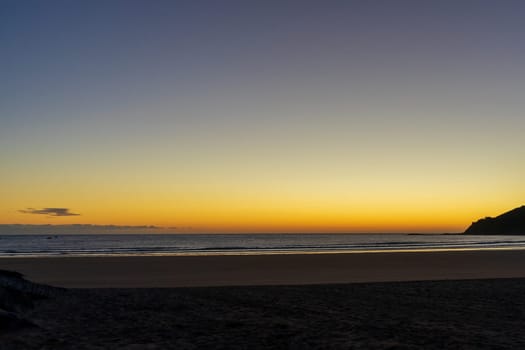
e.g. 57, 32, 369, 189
2, 279, 525, 349
2, 251, 525, 349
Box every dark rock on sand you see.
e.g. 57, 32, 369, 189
0, 309, 36, 332
0, 269, 65, 298
465, 205, 525, 235
0, 284, 34, 313
0, 270, 65, 333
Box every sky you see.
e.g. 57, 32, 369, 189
1, 1, 524, 233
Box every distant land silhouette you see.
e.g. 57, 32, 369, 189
464, 206, 525, 235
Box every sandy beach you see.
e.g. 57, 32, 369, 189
2, 250, 525, 349
1, 249, 525, 287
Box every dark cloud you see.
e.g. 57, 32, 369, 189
19, 208, 80, 217
0, 224, 168, 235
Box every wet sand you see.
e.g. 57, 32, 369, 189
1, 249, 525, 288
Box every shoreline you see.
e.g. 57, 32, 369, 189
1, 245, 525, 259
2, 249, 525, 288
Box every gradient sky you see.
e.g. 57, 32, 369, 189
1, 1, 524, 233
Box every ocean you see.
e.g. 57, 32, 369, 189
1, 234, 525, 257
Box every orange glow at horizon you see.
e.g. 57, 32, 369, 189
2, 185, 520, 233
3, 145, 522, 234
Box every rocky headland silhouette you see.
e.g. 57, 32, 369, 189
464, 205, 525, 235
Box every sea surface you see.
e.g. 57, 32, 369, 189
1, 234, 525, 257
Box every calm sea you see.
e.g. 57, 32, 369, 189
1, 234, 525, 257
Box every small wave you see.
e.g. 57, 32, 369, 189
2, 234, 525, 257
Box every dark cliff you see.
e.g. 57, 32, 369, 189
464, 206, 525, 235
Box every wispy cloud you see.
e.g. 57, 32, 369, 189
19, 208, 80, 217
